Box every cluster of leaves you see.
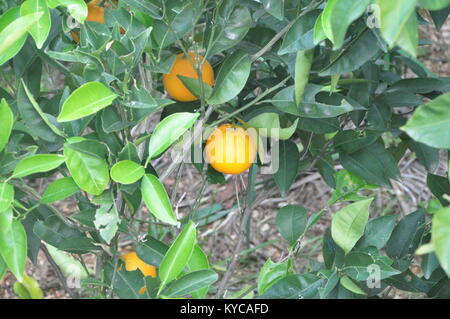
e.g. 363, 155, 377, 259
0, 0, 449, 299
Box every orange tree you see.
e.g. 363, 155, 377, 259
0, 0, 450, 299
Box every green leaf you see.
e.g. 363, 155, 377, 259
402, 92, 450, 150
331, 198, 374, 254
33, 215, 99, 253
187, 245, 210, 299
0, 12, 43, 66
162, 269, 218, 297
0, 99, 13, 152
120, 0, 163, 19
378, 0, 418, 51
0, 183, 14, 213
258, 274, 323, 299
94, 204, 120, 245
207, 50, 251, 105
427, 173, 450, 206
146, 112, 200, 160
276, 205, 308, 244
386, 209, 425, 258
104, 260, 145, 299
319, 30, 381, 76
136, 237, 169, 268
57, 82, 118, 122
357, 214, 398, 249
64, 139, 110, 196
41, 177, 79, 203
177, 75, 213, 101
408, 141, 439, 173
11, 154, 65, 179
343, 252, 401, 281
20, 81, 66, 138
152, 0, 203, 49
258, 258, 290, 295
432, 207, 450, 277
295, 49, 314, 106
111, 160, 145, 185
45, 244, 90, 279
141, 174, 178, 226
395, 13, 418, 57
339, 276, 366, 295
20, 0, 51, 49
321, 0, 371, 49
46, 0, 87, 23
247, 112, 298, 140
278, 10, 319, 55
328, 169, 368, 205
274, 140, 299, 197
159, 220, 197, 291
0, 208, 13, 235
206, 4, 252, 57
419, 0, 450, 10
262, 0, 284, 20
339, 141, 400, 188
0, 220, 27, 282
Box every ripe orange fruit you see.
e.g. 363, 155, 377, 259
121, 252, 156, 294
163, 52, 214, 102
205, 124, 257, 175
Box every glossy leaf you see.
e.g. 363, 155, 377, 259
386, 209, 425, 258
357, 214, 398, 249
0, 220, 27, 282
339, 276, 366, 295
41, 177, 79, 204
46, 0, 87, 23
159, 221, 197, 290
331, 198, 373, 254
247, 112, 298, 140
20, 0, 51, 49
0, 183, 14, 213
0, 208, 13, 235
378, 0, 418, 54
110, 160, 145, 185
262, 0, 284, 20
278, 10, 319, 55
339, 141, 400, 188
141, 174, 178, 226
208, 50, 251, 105
258, 274, 323, 299
147, 112, 200, 160
402, 92, 450, 150
94, 204, 120, 244
0, 99, 13, 152
57, 82, 118, 122
0, 12, 42, 66
432, 207, 450, 277
274, 140, 299, 197
322, 0, 370, 49
276, 205, 307, 244
258, 258, 290, 295
11, 154, 65, 179
162, 270, 218, 297
64, 140, 110, 196
206, 4, 252, 57
187, 245, 210, 299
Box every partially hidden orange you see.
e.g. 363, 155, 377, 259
71, 0, 124, 43
163, 52, 214, 102
205, 124, 257, 175
121, 252, 156, 294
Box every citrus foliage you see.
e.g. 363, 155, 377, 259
0, 0, 450, 299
